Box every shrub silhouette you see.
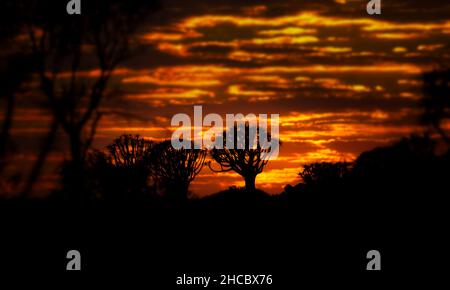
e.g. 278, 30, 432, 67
351, 134, 438, 190
420, 67, 450, 144
300, 162, 351, 188
283, 134, 449, 207
86, 135, 155, 200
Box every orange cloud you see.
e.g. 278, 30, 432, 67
125, 88, 215, 100
258, 27, 317, 36
122, 66, 231, 87
417, 44, 445, 51
374, 32, 423, 40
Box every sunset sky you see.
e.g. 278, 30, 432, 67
7, 0, 450, 196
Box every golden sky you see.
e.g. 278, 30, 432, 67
8, 0, 450, 196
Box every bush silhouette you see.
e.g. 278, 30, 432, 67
85, 135, 155, 200
300, 162, 351, 188
283, 134, 449, 207
420, 67, 450, 144
351, 134, 439, 191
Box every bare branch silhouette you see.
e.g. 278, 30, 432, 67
19, 0, 160, 198
152, 141, 206, 202
209, 124, 275, 191
0, 3, 34, 194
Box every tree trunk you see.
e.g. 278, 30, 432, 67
244, 174, 256, 191
21, 120, 58, 197
179, 182, 190, 202
69, 129, 84, 166
165, 181, 190, 203
65, 128, 89, 200
0, 93, 14, 174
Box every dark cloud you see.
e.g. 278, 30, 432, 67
4, 0, 450, 195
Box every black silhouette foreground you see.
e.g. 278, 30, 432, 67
48, 133, 449, 210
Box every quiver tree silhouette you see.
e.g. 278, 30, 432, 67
420, 67, 450, 144
86, 135, 155, 200
21, 0, 160, 198
209, 124, 276, 191
151, 140, 206, 202
107, 134, 154, 169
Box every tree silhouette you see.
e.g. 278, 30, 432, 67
352, 134, 437, 184
0, 55, 31, 174
0, 2, 34, 195
21, 0, 160, 198
209, 124, 276, 191
347, 134, 448, 208
85, 137, 206, 201
151, 141, 206, 202
107, 135, 154, 168
86, 135, 155, 200
420, 67, 450, 144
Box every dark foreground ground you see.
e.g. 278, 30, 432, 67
0, 188, 447, 288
